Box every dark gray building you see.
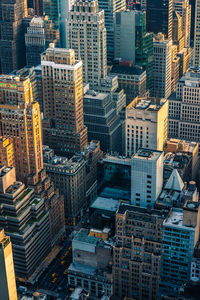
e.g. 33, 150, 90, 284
0, 0, 27, 74
146, 0, 173, 40
83, 90, 123, 154
25, 16, 46, 67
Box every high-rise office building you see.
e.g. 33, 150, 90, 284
172, 11, 185, 51
83, 89, 123, 153
194, 0, 200, 66
131, 149, 164, 208
114, 10, 153, 93
110, 64, 146, 105
66, 0, 107, 87
0, 74, 65, 259
135, 11, 154, 93
168, 68, 200, 143
0, 0, 27, 74
0, 229, 17, 300
98, 0, 126, 61
12, 66, 43, 113
146, 0, 173, 40
41, 46, 88, 156
44, 16, 60, 47
113, 204, 168, 300
190, 0, 196, 44
0, 74, 65, 280
114, 11, 136, 62
43, 0, 59, 27
0, 75, 43, 183
173, 0, 191, 48
0, 137, 15, 169
125, 96, 168, 156
160, 201, 200, 297
32, 0, 43, 16
25, 16, 46, 66
153, 33, 172, 98
0, 166, 53, 279
60, 0, 74, 48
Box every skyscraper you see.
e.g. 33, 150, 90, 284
160, 202, 200, 297
194, 0, 200, 66
60, 0, 74, 48
0, 73, 65, 278
153, 33, 172, 98
146, 0, 173, 40
0, 0, 27, 74
173, 0, 191, 47
113, 204, 168, 299
33, 0, 43, 15
0, 75, 43, 183
66, 0, 107, 87
0, 229, 17, 300
125, 96, 168, 156
135, 10, 154, 93
131, 149, 164, 208
0, 137, 15, 169
41, 46, 88, 156
98, 0, 126, 61
168, 69, 200, 143
25, 16, 46, 66
114, 11, 136, 62
43, 0, 59, 27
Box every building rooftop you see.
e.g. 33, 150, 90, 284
69, 261, 112, 277
0, 74, 24, 83
90, 196, 120, 212
110, 65, 145, 76
84, 90, 108, 100
164, 138, 198, 155
73, 228, 99, 245
44, 154, 86, 174
164, 152, 191, 171
100, 187, 130, 201
132, 148, 163, 161
127, 96, 167, 112
179, 68, 200, 85
164, 169, 184, 191
103, 154, 131, 165
69, 262, 97, 276
118, 203, 168, 218
0, 166, 14, 177
164, 206, 199, 229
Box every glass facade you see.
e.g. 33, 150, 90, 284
160, 223, 195, 297
135, 11, 154, 93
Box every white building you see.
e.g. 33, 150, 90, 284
168, 68, 200, 143
131, 149, 164, 208
153, 33, 172, 99
194, 0, 200, 66
66, 0, 107, 87
114, 11, 136, 62
125, 96, 168, 157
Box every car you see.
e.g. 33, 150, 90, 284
63, 269, 68, 275
52, 277, 57, 284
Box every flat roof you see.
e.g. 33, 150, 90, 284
132, 148, 163, 161
73, 229, 99, 245
118, 203, 168, 218
90, 197, 120, 212
110, 65, 145, 76
164, 207, 196, 229
127, 96, 167, 111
